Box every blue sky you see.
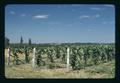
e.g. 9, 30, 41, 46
5, 4, 115, 43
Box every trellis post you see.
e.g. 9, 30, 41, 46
7, 48, 10, 65
67, 47, 70, 71
32, 48, 36, 68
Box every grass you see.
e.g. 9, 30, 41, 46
5, 60, 115, 79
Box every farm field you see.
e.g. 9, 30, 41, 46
5, 44, 115, 78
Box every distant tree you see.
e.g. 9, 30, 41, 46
5, 37, 10, 48
20, 36, 23, 44
28, 38, 32, 45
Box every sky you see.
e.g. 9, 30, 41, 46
5, 4, 115, 43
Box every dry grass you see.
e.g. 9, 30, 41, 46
5, 61, 115, 79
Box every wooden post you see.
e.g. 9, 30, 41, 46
32, 48, 36, 68
67, 47, 70, 71
8, 48, 10, 65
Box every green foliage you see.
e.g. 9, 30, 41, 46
20, 36, 23, 45
28, 38, 32, 45
24, 47, 30, 63
36, 49, 45, 66
9, 43, 115, 70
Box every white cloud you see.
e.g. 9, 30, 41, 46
103, 5, 114, 8
79, 14, 100, 20
10, 11, 15, 15
21, 14, 26, 17
102, 21, 115, 24
94, 14, 100, 18
79, 15, 90, 19
90, 7, 101, 10
33, 15, 49, 19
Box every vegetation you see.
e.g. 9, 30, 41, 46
28, 38, 32, 45
5, 43, 115, 78
5, 60, 115, 78
20, 36, 23, 45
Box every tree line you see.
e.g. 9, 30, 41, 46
5, 36, 32, 48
